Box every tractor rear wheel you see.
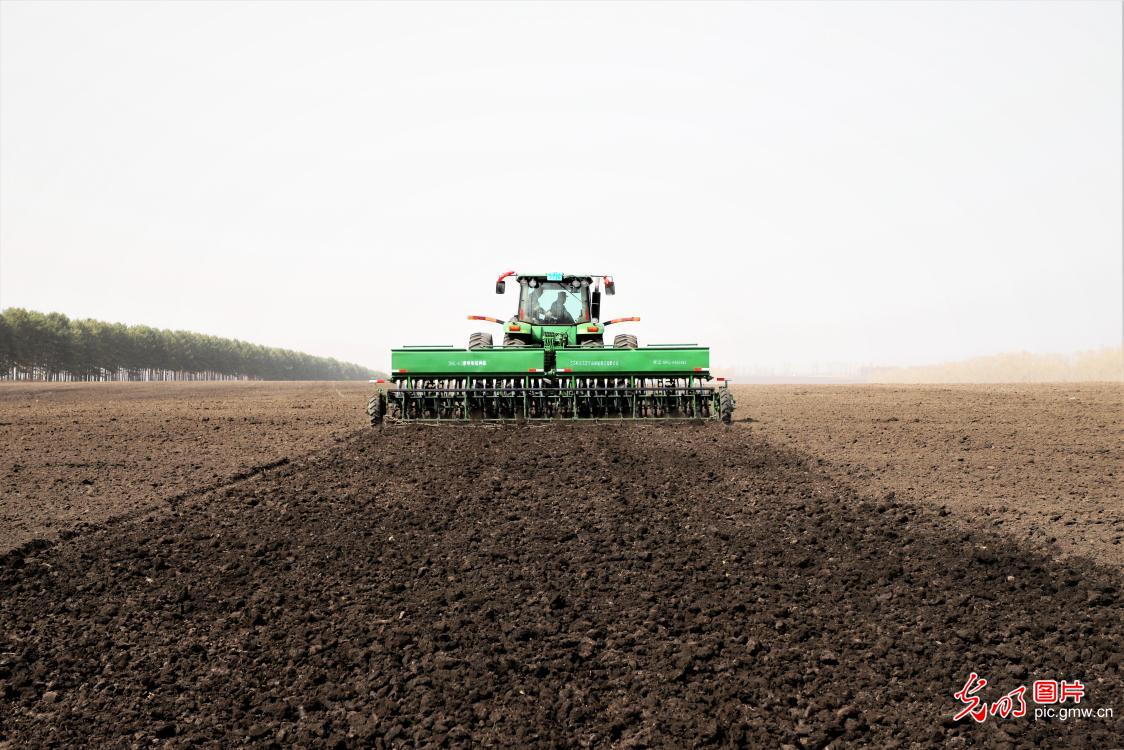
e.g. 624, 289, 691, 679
613, 334, 638, 349
468, 332, 494, 350
367, 393, 386, 426
719, 389, 735, 424
580, 337, 604, 348
502, 334, 527, 347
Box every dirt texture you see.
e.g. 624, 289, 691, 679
2, 418, 1122, 748
0, 381, 370, 554
2, 382, 1122, 747
733, 383, 1124, 567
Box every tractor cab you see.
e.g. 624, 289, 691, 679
515, 275, 591, 325
490, 272, 620, 348
465, 271, 633, 349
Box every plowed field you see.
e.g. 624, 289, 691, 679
1, 382, 1120, 748
0, 382, 370, 555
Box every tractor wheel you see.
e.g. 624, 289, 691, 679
502, 334, 527, 347
719, 389, 735, 424
468, 332, 494, 350
367, 393, 386, 427
613, 334, 638, 349
580, 337, 604, 348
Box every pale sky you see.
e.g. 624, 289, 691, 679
1, 0, 1120, 374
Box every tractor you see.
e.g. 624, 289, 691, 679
368, 272, 734, 423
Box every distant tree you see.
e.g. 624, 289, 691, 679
5, 309, 41, 377
0, 308, 381, 382
68, 319, 101, 380
0, 314, 12, 375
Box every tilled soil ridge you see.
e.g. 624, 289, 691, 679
1, 424, 1121, 748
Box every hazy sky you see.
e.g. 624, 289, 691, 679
1, 1, 1120, 373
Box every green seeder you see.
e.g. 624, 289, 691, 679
367, 272, 734, 423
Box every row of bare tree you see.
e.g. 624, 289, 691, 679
0, 308, 377, 382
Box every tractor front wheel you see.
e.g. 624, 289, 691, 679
468, 332, 494, 350
502, 334, 527, 347
613, 334, 638, 349
580, 337, 604, 348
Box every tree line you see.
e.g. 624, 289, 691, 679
0, 308, 378, 382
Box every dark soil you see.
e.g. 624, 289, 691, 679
1, 423, 1120, 748
733, 383, 1124, 566
0, 381, 370, 554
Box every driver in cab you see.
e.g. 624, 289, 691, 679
547, 291, 574, 324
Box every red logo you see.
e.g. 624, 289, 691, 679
989, 686, 1027, 719
1033, 680, 1058, 704
956, 675, 1086, 722
953, 673, 989, 723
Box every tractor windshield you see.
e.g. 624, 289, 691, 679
519, 281, 589, 325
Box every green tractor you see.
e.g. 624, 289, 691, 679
367, 272, 734, 424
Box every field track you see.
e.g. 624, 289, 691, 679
1, 383, 1121, 747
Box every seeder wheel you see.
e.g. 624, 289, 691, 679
719, 389, 735, 424
367, 393, 385, 426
